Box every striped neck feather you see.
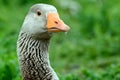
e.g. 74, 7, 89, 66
17, 32, 59, 80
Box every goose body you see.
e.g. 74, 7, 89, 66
17, 4, 70, 80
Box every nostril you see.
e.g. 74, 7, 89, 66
54, 21, 58, 24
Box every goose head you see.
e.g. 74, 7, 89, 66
21, 4, 70, 39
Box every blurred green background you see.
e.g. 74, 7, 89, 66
0, 0, 120, 80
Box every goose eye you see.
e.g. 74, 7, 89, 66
37, 11, 41, 16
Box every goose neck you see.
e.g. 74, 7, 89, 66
17, 32, 59, 80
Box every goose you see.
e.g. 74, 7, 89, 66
17, 4, 70, 80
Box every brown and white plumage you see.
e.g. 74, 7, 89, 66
17, 4, 70, 80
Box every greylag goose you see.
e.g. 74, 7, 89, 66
17, 4, 70, 80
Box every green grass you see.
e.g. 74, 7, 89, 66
0, 0, 120, 80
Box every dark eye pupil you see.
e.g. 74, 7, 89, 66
37, 11, 41, 16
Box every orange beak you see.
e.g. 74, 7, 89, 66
46, 13, 70, 32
